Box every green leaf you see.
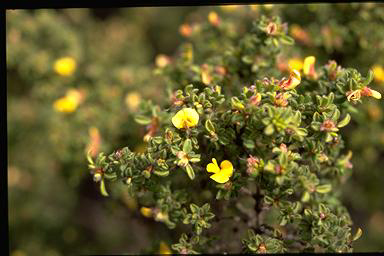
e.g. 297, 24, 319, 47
362, 70, 373, 86
185, 164, 195, 180
183, 139, 193, 153
134, 115, 152, 125
100, 178, 109, 197
189, 158, 201, 163
205, 119, 215, 133
301, 191, 310, 202
190, 203, 199, 213
280, 35, 294, 45
243, 139, 255, 149
153, 169, 170, 177
316, 184, 332, 193
241, 55, 254, 64
337, 113, 351, 128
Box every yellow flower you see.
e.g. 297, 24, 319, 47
288, 58, 303, 71
140, 207, 152, 218
155, 54, 171, 68
171, 108, 199, 129
361, 86, 382, 99
280, 69, 301, 90
372, 65, 384, 83
158, 241, 172, 254
125, 92, 141, 112
206, 158, 234, 183
208, 11, 220, 26
303, 56, 317, 79
86, 127, 101, 157
53, 57, 77, 76
347, 86, 382, 102
53, 89, 83, 113
66, 89, 83, 103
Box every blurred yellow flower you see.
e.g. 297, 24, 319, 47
140, 207, 152, 218
206, 158, 234, 183
54, 57, 77, 76
158, 241, 172, 254
53, 89, 83, 113
288, 58, 303, 71
155, 54, 171, 68
208, 11, 220, 26
125, 92, 141, 112
172, 108, 199, 129
201, 64, 212, 85
303, 56, 317, 79
86, 127, 101, 157
372, 65, 384, 83
53, 97, 77, 113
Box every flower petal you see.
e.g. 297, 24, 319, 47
210, 171, 230, 183
183, 108, 199, 127
172, 110, 186, 129
221, 166, 233, 178
220, 160, 233, 171
303, 56, 315, 75
207, 158, 220, 173
371, 89, 382, 99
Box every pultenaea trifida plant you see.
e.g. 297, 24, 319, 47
87, 14, 381, 253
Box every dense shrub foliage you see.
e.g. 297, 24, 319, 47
88, 14, 380, 253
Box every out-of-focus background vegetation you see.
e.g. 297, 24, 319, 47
7, 4, 384, 255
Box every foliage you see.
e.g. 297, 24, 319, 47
87, 13, 381, 252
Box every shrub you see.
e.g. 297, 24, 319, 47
87, 14, 381, 253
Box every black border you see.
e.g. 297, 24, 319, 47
2, 1, 383, 255
1, 0, 363, 10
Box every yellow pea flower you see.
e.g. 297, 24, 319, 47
155, 54, 171, 68
86, 127, 101, 157
66, 89, 83, 103
280, 69, 301, 90
208, 11, 220, 26
158, 241, 172, 254
361, 86, 382, 99
125, 91, 141, 112
53, 97, 77, 113
53, 89, 83, 113
347, 86, 382, 102
288, 58, 303, 71
53, 57, 77, 76
140, 207, 153, 218
303, 56, 317, 79
372, 65, 384, 83
171, 108, 199, 129
206, 158, 234, 184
